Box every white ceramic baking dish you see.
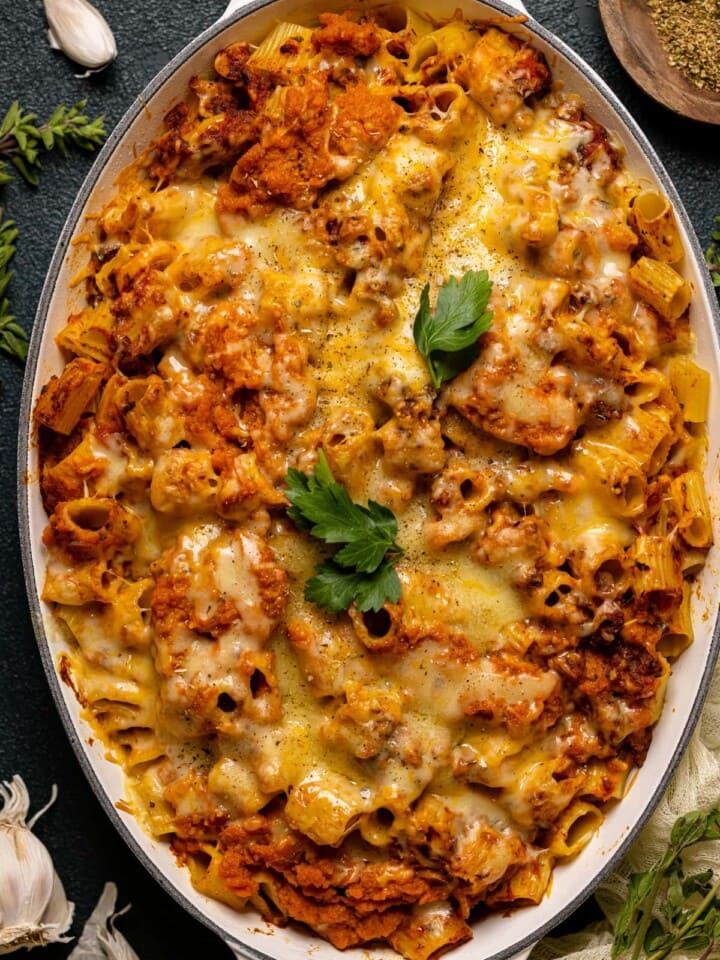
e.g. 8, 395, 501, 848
17, 1, 720, 958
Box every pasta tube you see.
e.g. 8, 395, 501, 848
630, 189, 684, 263
629, 256, 690, 321
671, 469, 714, 548
247, 21, 314, 70
389, 903, 471, 960
548, 801, 603, 858
659, 582, 694, 658
33, 357, 107, 435
630, 535, 682, 596
666, 355, 710, 423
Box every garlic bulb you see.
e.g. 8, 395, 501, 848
69, 883, 140, 960
44, 0, 117, 73
0, 775, 74, 955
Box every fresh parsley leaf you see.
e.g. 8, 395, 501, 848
353, 560, 402, 611
334, 500, 402, 572
413, 269, 493, 388
286, 450, 400, 573
285, 450, 404, 613
305, 559, 402, 613
304, 562, 366, 613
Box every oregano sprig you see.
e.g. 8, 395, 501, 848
707, 215, 720, 290
0, 211, 28, 362
285, 450, 404, 613
0, 98, 106, 368
612, 808, 720, 960
0, 99, 106, 187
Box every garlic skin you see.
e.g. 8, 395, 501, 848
0, 776, 74, 955
43, 0, 117, 73
69, 883, 140, 960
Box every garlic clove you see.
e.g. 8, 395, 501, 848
42, 871, 75, 935
43, 0, 117, 72
69, 883, 141, 960
0, 776, 74, 955
0, 837, 55, 946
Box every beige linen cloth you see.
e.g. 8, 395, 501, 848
530, 661, 720, 959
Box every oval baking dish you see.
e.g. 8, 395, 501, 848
18, 1, 720, 959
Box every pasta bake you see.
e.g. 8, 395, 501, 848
34, 6, 713, 957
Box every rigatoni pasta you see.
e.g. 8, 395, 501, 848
629, 255, 691, 321
630, 189, 685, 263
34, 6, 712, 958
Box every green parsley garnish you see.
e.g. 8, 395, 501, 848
612, 808, 720, 960
413, 269, 494, 389
285, 450, 404, 613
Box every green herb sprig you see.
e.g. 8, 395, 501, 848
413, 269, 494, 388
707, 215, 720, 290
0, 98, 106, 367
285, 450, 404, 613
0, 99, 106, 187
612, 808, 720, 960
0, 212, 28, 362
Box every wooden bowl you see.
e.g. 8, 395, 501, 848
599, 0, 720, 124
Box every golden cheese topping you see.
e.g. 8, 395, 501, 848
35, 9, 711, 959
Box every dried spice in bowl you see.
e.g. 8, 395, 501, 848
647, 0, 720, 93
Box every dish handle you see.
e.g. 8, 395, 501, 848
220, 0, 529, 20
224, 941, 539, 960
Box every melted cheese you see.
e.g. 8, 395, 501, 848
39, 9, 709, 957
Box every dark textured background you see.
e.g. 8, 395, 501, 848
0, 1, 717, 956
